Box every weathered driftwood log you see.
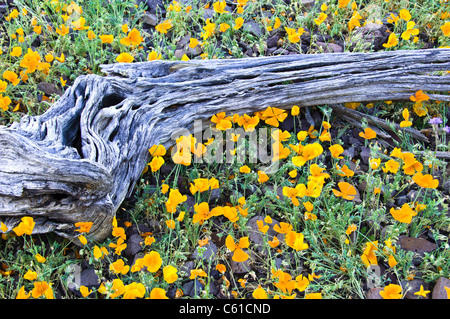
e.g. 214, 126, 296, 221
1, 49, 449, 242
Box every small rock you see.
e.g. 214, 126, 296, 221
285, 44, 302, 53
351, 183, 361, 203
338, 159, 357, 172
184, 279, 218, 298
177, 176, 189, 194
30, 35, 41, 48
401, 279, 430, 299
79, 268, 100, 288
128, 223, 151, 236
347, 23, 389, 52
406, 190, 425, 203
398, 236, 438, 256
266, 185, 285, 200
183, 194, 196, 213
243, 21, 263, 38
300, 0, 315, 10
136, 0, 166, 15
359, 164, 369, 173
180, 261, 195, 277
141, 12, 158, 27
395, 195, 409, 207
0, 4, 8, 14
182, 279, 204, 298
37, 82, 63, 97
209, 188, 221, 203
229, 249, 253, 274
266, 47, 278, 56
124, 233, 143, 258
191, 242, 217, 261
246, 216, 285, 255
342, 146, 355, 159
238, 41, 251, 52
174, 49, 186, 59
202, 8, 214, 21
272, 47, 290, 55
186, 45, 203, 58
349, 137, 362, 149
160, 162, 175, 176
432, 277, 450, 299
359, 146, 371, 165
315, 34, 333, 43
357, 180, 367, 193
314, 41, 343, 53
68, 267, 100, 297
211, 231, 226, 248
177, 34, 191, 48
367, 287, 383, 299
443, 180, 450, 195
275, 258, 284, 269
279, 114, 295, 132
266, 35, 279, 48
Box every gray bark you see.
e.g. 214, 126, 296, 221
1, 48, 449, 242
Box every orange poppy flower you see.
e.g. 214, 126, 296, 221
211, 112, 232, 130
285, 230, 308, 251
116, 52, 134, 63
2, 70, 20, 86
12, 216, 35, 236
155, 20, 173, 34
335, 164, 354, 177
120, 28, 143, 46
213, 1, 228, 14
400, 108, 412, 127
383, 33, 399, 48
99, 34, 114, 44
379, 284, 403, 299
332, 182, 357, 200
273, 222, 293, 234
361, 241, 378, 267
359, 127, 377, 140
0, 94, 12, 111
441, 21, 450, 36
390, 203, 417, 224
410, 90, 429, 103
74, 221, 93, 234
234, 17, 244, 30
236, 113, 259, 131
142, 251, 162, 273
345, 223, 357, 235
225, 235, 249, 262
382, 159, 400, 174
268, 236, 280, 248
329, 144, 344, 159
165, 188, 187, 213
262, 107, 287, 127
72, 17, 89, 30
56, 24, 70, 36
412, 173, 439, 189
257, 170, 269, 183
292, 143, 323, 167
149, 144, 166, 157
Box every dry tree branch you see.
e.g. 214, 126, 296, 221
0, 48, 449, 241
